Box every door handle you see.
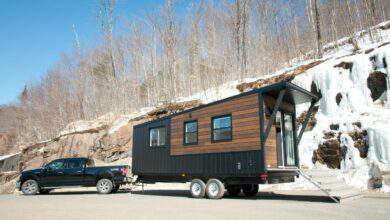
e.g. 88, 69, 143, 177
57, 171, 63, 174
76, 171, 82, 173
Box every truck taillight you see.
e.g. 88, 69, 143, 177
121, 168, 127, 176
260, 173, 268, 180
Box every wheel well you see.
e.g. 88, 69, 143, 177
95, 174, 114, 185
20, 176, 39, 190
21, 176, 38, 184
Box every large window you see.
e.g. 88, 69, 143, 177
184, 120, 198, 145
212, 114, 232, 142
149, 127, 166, 147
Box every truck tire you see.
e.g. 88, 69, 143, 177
190, 179, 206, 198
205, 179, 225, 199
226, 185, 241, 196
96, 178, 113, 194
21, 179, 39, 195
242, 184, 259, 197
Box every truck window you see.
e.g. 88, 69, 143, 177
46, 160, 65, 171
68, 159, 83, 169
149, 126, 166, 147
86, 159, 95, 167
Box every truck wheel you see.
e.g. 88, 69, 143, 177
242, 184, 259, 197
190, 179, 206, 198
96, 178, 113, 194
226, 185, 241, 196
205, 179, 225, 199
21, 180, 39, 195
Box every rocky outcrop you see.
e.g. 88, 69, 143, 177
313, 139, 342, 169
367, 71, 387, 101
296, 106, 319, 131
92, 120, 137, 162
313, 127, 369, 169
236, 60, 324, 93
147, 100, 202, 119
0, 171, 19, 194
19, 114, 147, 171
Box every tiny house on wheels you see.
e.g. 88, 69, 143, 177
132, 82, 319, 199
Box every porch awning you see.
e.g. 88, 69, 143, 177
260, 82, 319, 105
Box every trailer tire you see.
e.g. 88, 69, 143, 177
242, 184, 259, 197
226, 185, 241, 196
190, 179, 206, 198
96, 178, 113, 194
205, 179, 225, 199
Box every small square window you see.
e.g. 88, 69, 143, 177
212, 115, 232, 142
149, 127, 166, 147
184, 121, 198, 145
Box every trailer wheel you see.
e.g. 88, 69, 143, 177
205, 179, 225, 199
242, 184, 259, 197
226, 185, 241, 196
190, 179, 206, 198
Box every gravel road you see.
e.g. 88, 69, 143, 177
0, 186, 389, 220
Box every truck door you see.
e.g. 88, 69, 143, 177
64, 158, 86, 186
41, 159, 67, 187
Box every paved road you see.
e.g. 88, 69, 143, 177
0, 188, 389, 220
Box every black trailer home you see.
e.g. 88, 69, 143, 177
132, 82, 319, 199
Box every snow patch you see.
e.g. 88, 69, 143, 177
0, 153, 20, 161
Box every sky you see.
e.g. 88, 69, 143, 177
0, 0, 188, 105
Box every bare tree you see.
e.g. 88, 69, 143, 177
99, 0, 117, 78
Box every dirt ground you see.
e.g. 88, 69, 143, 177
1, 184, 389, 220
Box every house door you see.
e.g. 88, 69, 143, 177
282, 113, 296, 166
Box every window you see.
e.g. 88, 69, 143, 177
86, 159, 95, 167
212, 115, 232, 142
67, 159, 83, 169
46, 160, 65, 171
184, 121, 198, 145
149, 127, 166, 147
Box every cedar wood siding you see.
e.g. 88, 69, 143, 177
170, 93, 262, 155
170, 92, 282, 169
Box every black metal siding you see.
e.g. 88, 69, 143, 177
132, 117, 263, 178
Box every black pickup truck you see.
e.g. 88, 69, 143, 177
17, 157, 131, 195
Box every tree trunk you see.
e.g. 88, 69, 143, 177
314, 0, 323, 58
